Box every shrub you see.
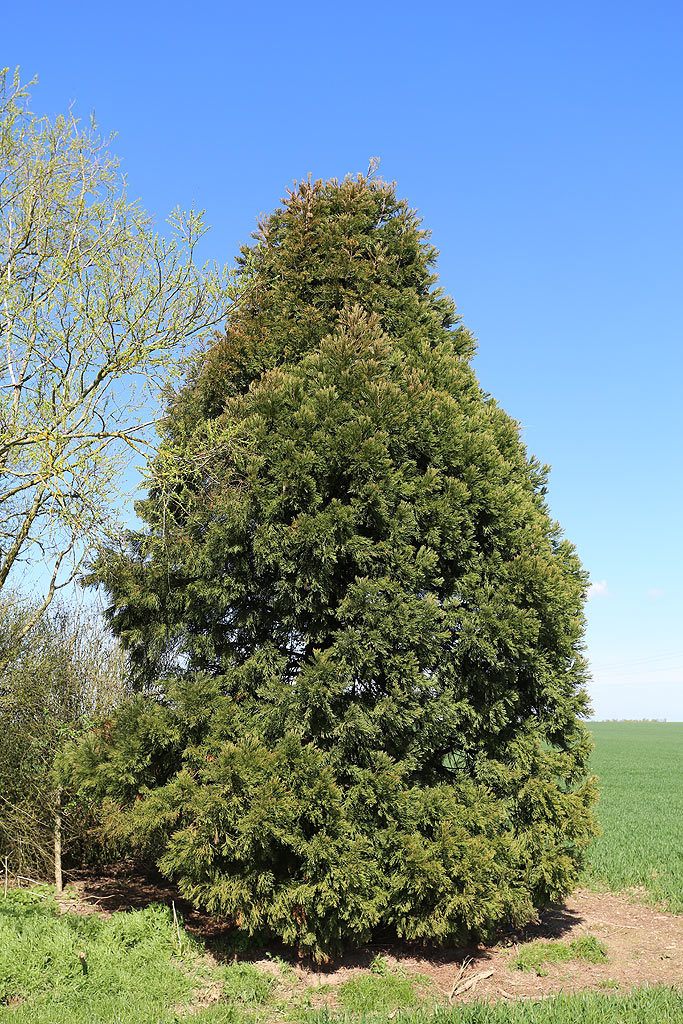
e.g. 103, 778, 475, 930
0, 596, 128, 877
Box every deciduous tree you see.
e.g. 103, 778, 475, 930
0, 69, 241, 655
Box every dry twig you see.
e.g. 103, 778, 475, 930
449, 969, 494, 1001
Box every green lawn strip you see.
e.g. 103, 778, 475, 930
586, 722, 683, 912
510, 935, 608, 976
289, 987, 682, 1024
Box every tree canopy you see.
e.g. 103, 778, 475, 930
72, 171, 597, 960
0, 68, 240, 653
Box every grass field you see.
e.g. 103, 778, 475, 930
586, 722, 683, 911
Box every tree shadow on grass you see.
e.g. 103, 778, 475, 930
65, 864, 585, 972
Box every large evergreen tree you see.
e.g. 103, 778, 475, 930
72, 173, 597, 959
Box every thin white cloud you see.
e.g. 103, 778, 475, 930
590, 666, 683, 686
587, 579, 611, 600
588, 649, 683, 686
647, 588, 664, 599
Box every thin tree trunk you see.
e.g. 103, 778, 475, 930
54, 785, 62, 894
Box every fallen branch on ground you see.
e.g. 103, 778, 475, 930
449, 969, 494, 1001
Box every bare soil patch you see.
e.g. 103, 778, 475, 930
57, 870, 682, 1009
60, 863, 231, 940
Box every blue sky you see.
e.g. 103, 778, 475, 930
6, 0, 682, 718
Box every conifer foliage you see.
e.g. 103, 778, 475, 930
72, 173, 598, 959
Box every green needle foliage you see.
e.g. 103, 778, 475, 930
69, 172, 598, 960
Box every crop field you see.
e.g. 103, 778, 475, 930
585, 722, 683, 911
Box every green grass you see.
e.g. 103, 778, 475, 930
586, 722, 683, 911
0, 887, 280, 1023
338, 970, 426, 1014
303, 988, 683, 1023
221, 962, 275, 1006
0, 884, 223, 1019
0, 888, 212, 1023
337, 953, 427, 1013
1, 888, 680, 1023
510, 935, 608, 976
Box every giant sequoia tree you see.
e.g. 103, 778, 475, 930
72, 173, 597, 959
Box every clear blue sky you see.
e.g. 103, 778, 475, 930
7, 0, 682, 719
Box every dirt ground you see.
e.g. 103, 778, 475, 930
56, 868, 682, 1007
